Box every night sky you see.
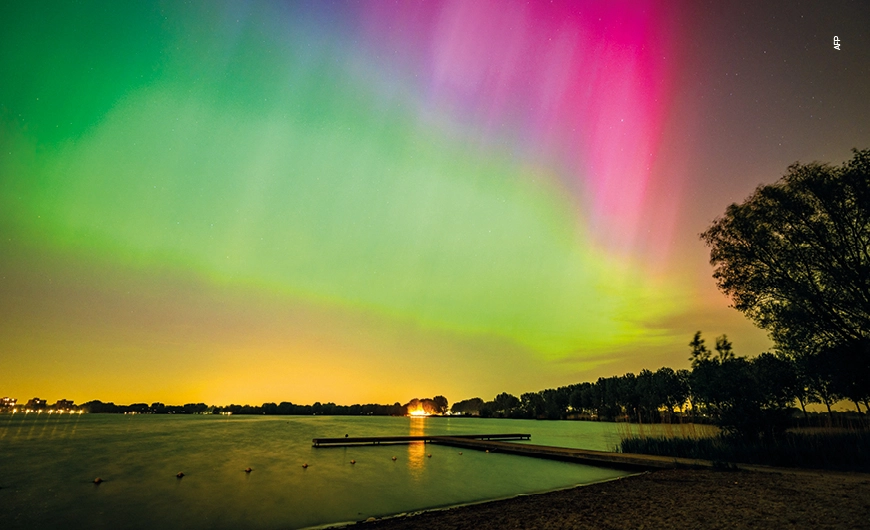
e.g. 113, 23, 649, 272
1, 1, 868, 406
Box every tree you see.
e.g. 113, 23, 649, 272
818, 338, 870, 414
432, 395, 449, 414
520, 392, 546, 418
635, 369, 657, 422
714, 335, 735, 362
689, 331, 711, 368
655, 367, 689, 419
700, 149, 870, 353
579, 383, 601, 418
493, 392, 520, 417
615, 374, 639, 421
569, 383, 596, 417
676, 369, 694, 417
686, 336, 793, 438
596, 377, 622, 420
751, 352, 799, 410
541, 388, 569, 419
479, 401, 498, 418
451, 397, 484, 415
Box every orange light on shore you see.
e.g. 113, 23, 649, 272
406, 402, 432, 417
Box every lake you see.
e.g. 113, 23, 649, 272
0, 413, 631, 529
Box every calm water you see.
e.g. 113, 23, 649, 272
0, 414, 629, 529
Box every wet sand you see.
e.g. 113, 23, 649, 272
352, 468, 870, 529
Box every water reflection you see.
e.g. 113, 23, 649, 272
406, 417, 427, 479
0, 412, 16, 439
0, 414, 630, 530
1, 411, 85, 442
49, 412, 64, 439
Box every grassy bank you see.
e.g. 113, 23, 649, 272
620, 429, 870, 472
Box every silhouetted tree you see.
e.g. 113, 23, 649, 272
539, 388, 569, 419
595, 377, 623, 420
479, 400, 498, 418
821, 338, 870, 414
714, 335, 735, 362
520, 392, 546, 418
690, 338, 795, 438
701, 149, 870, 356
432, 395, 449, 414
655, 367, 689, 420
183, 403, 208, 414
569, 383, 596, 417
493, 392, 520, 417
689, 331, 711, 368
451, 397, 484, 415
800, 351, 841, 422
752, 352, 800, 411
676, 369, 694, 418
82, 400, 119, 413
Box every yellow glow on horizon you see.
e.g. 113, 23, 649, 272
406, 401, 432, 416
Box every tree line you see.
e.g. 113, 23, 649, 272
54, 324, 865, 443
71, 398, 446, 416
451, 331, 867, 437
17, 330, 865, 443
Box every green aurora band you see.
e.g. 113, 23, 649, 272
0, 1, 708, 404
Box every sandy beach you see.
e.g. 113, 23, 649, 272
352, 468, 870, 529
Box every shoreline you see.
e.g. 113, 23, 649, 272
340, 467, 870, 529
316, 473, 641, 530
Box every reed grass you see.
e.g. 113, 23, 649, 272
616, 420, 719, 441
620, 427, 870, 472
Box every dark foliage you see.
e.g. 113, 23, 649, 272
621, 430, 870, 472
700, 149, 870, 350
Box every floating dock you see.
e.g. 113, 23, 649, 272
311, 433, 530, 447
312, 433, 713, 471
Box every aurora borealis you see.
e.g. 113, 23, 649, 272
2, 1, 868, 405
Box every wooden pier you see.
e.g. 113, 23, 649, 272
430, 437, 712, 471
313, 433, 714, 471
311, 433, 530, 447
